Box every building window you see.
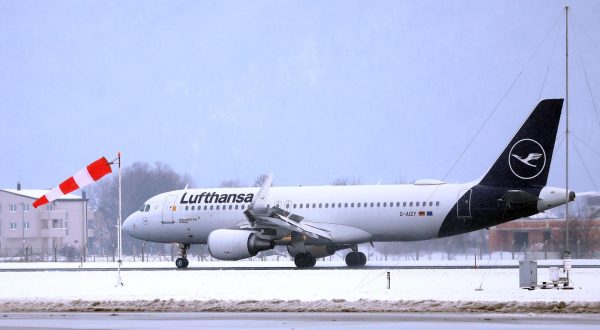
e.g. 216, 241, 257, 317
10, 222, 17, 230
46, 204, 53, 211
10, 204, 17, 212
24, 222, 30, 230
52, 219, 61, 228
23, 204, 30, 212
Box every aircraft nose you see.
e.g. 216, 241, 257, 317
122, 213, 137, 236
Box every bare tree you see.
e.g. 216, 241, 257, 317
90, 162, 192, 255
220, 179, 242, 188
332, 177, 362, 186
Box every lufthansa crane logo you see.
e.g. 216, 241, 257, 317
508, 139, 546, 179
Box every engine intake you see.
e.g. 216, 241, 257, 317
207, 229, 274, 260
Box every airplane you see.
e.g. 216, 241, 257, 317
123, 99, 574, 268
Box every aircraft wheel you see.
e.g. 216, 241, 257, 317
357, 252, 367, 266
345, 252, 366, 267
294, 253, 316, 268
175, 257, 188, 269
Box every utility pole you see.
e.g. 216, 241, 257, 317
564, 6, 570, 254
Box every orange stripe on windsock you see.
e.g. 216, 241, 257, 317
32, 195, 49, 209
33, 156, 113, 208
87, 157, 112, 181
59, 177, 79, 195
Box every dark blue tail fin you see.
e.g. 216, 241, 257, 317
479, 99, 563, 187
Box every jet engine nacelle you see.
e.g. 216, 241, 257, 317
207, 229, 274, 260
287, 244, 338, 259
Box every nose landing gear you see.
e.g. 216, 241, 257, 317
175, 243, 190, 269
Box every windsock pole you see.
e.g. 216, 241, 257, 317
116, 152, 123, 287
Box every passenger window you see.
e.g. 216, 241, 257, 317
403, 202, 407, 207
325, 203, 329, 208
299, 204, 303, 209
416, 202, 420, 207
377, 202, 380, 207
338, 203, 342, 208
357, 203, 361, 208
204, 206, 207, 210
331, 203, 335, 208
229, 205, 233, 210
370, 202, 374, 207
293, 204, 297, 208
312, 203, 316, 208
210, 205, 214, 210
286, 204, 289, 209
344, 203, 348, 208
429, 202, 433, 207
409, 202, 413, 207
436, 201, 440, 207
235, 205, 239, 210
216, 205, 220, 210
396, 202, 400, 207
241, 205, 245, 210
423, 201, 426, 206
185, 206, 189, 211
351, 203, 354, 207
319, 203, 322, 208
191, 206, 195, 211
383, 202, 387, 207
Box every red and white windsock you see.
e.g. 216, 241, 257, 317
33, 157, 113, 208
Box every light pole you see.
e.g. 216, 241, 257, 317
21, 202, 26, 262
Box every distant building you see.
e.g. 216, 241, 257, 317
0, 184, 89, 260
488, 192, 600, 258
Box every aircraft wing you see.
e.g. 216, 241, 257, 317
245, 206, 331, 240
242, 173, 373, 243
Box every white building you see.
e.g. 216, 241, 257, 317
0, 184, 89, 260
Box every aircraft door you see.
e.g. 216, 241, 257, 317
162, 195, 177, 224
457, 189, 472, 218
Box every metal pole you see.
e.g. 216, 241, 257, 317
21, 203, 25, 262
115, 152, 123, 286
565, 6, 570, 254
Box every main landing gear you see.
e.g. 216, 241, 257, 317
294, 252, 317, 268
345, 251, 367, 267
175, 243, 190, 269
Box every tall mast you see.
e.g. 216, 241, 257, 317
565, 6, 570, 253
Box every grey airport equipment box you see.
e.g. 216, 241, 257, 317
519, 260, 538, 288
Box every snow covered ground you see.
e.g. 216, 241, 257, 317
0, 259, 599, 312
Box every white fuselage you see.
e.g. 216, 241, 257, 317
125, 181, 477, 244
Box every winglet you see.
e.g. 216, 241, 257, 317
249, 173, 273, 210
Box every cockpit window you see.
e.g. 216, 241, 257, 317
144, 204, 150, 212
138, 204, 146, 212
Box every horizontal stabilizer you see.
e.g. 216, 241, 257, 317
500, 190, 540, 204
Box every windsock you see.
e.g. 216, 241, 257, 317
33, 157, 113, 208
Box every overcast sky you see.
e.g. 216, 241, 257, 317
1, 0, 599, 193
